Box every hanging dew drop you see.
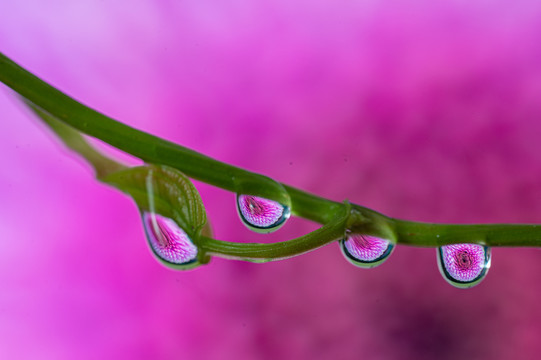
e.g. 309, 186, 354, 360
340, 234, 394, 268
437, 243, 491, 289
105, 164, 210, 270
236, 194, 291, 233
142, 212, 199, 266
138, 166, 206, 269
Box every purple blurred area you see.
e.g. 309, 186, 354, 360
1, 1, 541, 359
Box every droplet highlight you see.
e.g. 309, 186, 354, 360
143, 212, 198, 266
437, 243, 491, 289
340, 234, 394, 268
237, 194, 291, 233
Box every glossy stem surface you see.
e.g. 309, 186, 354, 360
198, 208, 349, 260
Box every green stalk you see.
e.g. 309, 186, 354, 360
395, 221, 541, 247
0, 52, 340, 223
28, 103, 352, 261
1, 52, 541, 250
199, 205, 350, 260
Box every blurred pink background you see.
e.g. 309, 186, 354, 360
2, 1, 541, 359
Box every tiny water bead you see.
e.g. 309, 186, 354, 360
142, 212, 198, 266
437, 244, 491, 289
340, 234, 394, 268
237, 194, 291, 233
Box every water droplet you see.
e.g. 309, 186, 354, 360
437, 243, 491, 289
142, 212, 199, 267
340, 234, 394, 268
236, 194, 291, 233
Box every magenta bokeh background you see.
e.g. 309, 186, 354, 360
2, 1, 541, 359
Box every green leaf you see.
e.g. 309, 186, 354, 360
103, 164, 211, 269
103, 164, 207, 239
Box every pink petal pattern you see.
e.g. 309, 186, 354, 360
438, 244, 491, 288
237, 195, 290, 232
341, 234, 394, 268
143, 212, 198, 265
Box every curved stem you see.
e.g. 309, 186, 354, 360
2, 52, 541, 249
198, 206, 350, 261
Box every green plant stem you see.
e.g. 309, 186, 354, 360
0, 52, 342, 223
0, 51, 374, 228
35, 106, 352, 261
2, 52, 541, 249
198, 206, 349, 260
395, 221, 541, 247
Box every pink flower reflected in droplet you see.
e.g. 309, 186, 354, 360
237, 194, 290, 232
341, 234, 394, 268
142, 212, 198, 265
438, 243, 491, 288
